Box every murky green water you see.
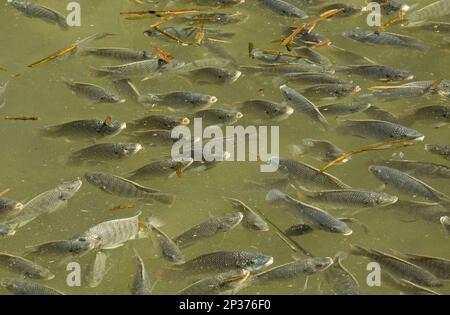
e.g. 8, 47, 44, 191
0, 0, 449, 295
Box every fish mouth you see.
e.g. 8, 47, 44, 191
263, 256, 274, 268
119, 122, 127, 130
342, 228, 353, 236
117, 98, 126, 104
133, 144, 144, 153
179, 117, 190, 125
411, 135, 425, 141
235, 112, 244, 120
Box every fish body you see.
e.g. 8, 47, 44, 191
425, 144, 450, 160
182, 67, 242, 84
174, 212, 243, 247
128, 159, 194, 181
296, 138, 345, 163
0, 198, 24, 222
8, 0, 68, 29
271, 157, 351, 190
146, 222, 185, 265
63, 80, 124, 104
253, 257, 333, 284
69, 143, 142, 164
280, 84, 329, 128
139, 91, 217, 111
377, 160, 450, 179
337, 119, 424, 141
0, 278, 64, 295
85, 251, 109, 288
266, 189, 353, 235
178, 269, 250, 295
82, 47, 153, 62
227, 198, 269, 231
351, 245, 443, 287
132, 254, 152, 295
343, 30, 425, 50
369, 165, 450, 203
325, 253, 359, 295
258, 0, 308, 18
76, 213, 141, 250
335, 64, 413, 81
41, 119, 126, 140
319, 101, 371, 117
181, 251, 273, 273
298, 188, 398, 210
6, 179, 82, 228
129, 115, 190, 131
0, 253, 54, 280
84, 172, 174, 205
194, 108, 243, 125
240, 100, 293, 121
399, 253, 450, 280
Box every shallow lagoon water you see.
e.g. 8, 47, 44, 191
0, 0, 449, 294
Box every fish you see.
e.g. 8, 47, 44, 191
303, 84, 361, 98
425, 144, 450, 161
40, 118, 127, 140
293, 138, 346, 163
319, 101, 372, 117
181, 251, 273, 274
368, 0, 406, 15
226, 198, 269, 231
250, 49, 309, 64
0, 253, 54, 280
128, 158, 194, 181
85, 251, 109, 288
337, 119, 424, 141
63, 80, 124, 104
194, 108, 243, 125
138, 91, 218, 112
280, 84, 329, 129
177, 269, 250, 295
407, 0, 450, 25
26, 239, 100, 258
335, 65, 414, 82
282, 72, 347, 85
395, 252, 450, 280
325, 253, 359, 295
351, 245, 443, 287
0, 198, 24, 222
319, 3, 359, 16
75, 213, 141, 250
182, 12, 248, 25
252, 257, 333, 284
376, 160, 450, 179
297, 187, 398, 210
180, 67, 242, 84
81, 47, 153, 62
84, 172, 174, 206
143, 26, 235, 43
384, 273, 440, 295
241, 63, 332, 75
5, 179, 82, 229
174, 212, 243, 248
401, 105, 450, 125
368, 165, 450, 203
269, 157, 351, 190
0, 278, 64, 295
68, 143, 142, 164
126, 129, 193, 146
265, 189, 353, 235
90, 59, 176, 79
343, 30, 425, 50
7, 0, 68, 30
131, 254, 152, 295
441, 216, 450, 234
258, 0, 308, 18
238, 100, 294, 121
145, 220, 185, 265
128, 115, 190, 131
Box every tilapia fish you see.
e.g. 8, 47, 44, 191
5, 179, 82, 229
84, 172, 174, 205
174, 212, 243, 248
75, 213, 142, 250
